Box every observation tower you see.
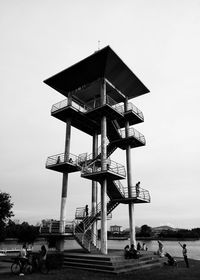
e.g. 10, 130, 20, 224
43, 46, 150, 254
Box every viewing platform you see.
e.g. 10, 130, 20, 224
81, 159, 126, 182
111, 182, 150, 204
46, 152, 82, 173
51, 98, 100, 135
114, 126, 146, 149
51, 87, 144, 136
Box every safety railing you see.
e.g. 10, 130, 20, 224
113, 180, 126, 197
51, 98, 87, 114
123, 186, 150, 202
80, 138, 110, 165
85, 95, 123, 115
126, 102, 144, 120
72, 220, 100, 251
75, 206, 112, 220
46, 152, 81, 167
119, 127, 146, 144
81, 158, 126, 178
51, 95, 123, 116
39, 220, 74, 234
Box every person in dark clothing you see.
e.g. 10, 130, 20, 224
85, 205, 89, 216
124, 245, 131, 259
129, 244, 139, 259
179, 242, 189, 268
137, 242, 141, 251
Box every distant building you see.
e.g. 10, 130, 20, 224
110, 225, 122, 234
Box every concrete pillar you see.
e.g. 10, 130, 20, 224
91, 132, 98, 245
100, 79, 108, 254
58, 94, 72, 251
59, 118, 71, 233
124, 98, 136, 247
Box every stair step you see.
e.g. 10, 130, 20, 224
63, 261, 115, 271
63, 259, 162, 274
63, 257, 113, 266
63, 253, 112, 261
116, 262, 162, 273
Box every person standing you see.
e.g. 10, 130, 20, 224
157, 240, 164, 257
19, 244, 28, 276
85, 204, 89, 217
179, 242, 189, 268
136, 181, 140, 197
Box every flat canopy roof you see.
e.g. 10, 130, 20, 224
44, 46, 149, 100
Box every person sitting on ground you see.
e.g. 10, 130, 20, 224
164, 253, 177, 266
124, 245, 131, 259
142, 242, 147, 251
129, 244, 140, 259
137, 242, 141, 251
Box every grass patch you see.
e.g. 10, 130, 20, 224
1, 259, 200, 280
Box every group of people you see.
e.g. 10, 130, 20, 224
157, 240, 189, 268
124, 240, 189, 268
124, 241, 148, 259
18, 244, 47, 276
136, 242, 148, 251
124, 244, 140, 259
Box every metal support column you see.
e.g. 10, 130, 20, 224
58, 95, 72, 251
124, 98, 136, 247
100, 79, 107, 254
91, 132, 98, 245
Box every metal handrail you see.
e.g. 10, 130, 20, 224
81, 158, 126, 177
119, 127, 146, 144
126, 103, 144, 120
51, 97, 88, 114
39, 220, 74, 234
51, 95, 124, 116
75, 204, 112, 220
123, 186, 150, 202
113, 180, 126, 197
46, 152, 81, 167
73, 220, 100, 251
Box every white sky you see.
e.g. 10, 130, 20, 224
1, 0, 200, 229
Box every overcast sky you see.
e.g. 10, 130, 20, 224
1, 0, 200, 229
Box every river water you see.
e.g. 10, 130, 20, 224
1, 239, 200, 260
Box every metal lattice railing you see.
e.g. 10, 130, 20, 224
123, 186, 150, 202
119, 127, 146, 144
51, 98, 87, 114
46, 152, 81, 167
39, 220, 74, 234
81, 158, 126, 178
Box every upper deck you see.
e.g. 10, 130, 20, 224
44, 46, 149, 101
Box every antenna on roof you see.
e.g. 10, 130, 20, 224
98, 40, 101, 50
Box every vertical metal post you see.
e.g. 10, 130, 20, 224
100, 79, 107, 254
124, 98, 136, 247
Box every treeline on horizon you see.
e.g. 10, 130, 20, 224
1, 191, 200, 243
1, 222, 200, 244
0, 220, 40, 243
106, 225, 200, 239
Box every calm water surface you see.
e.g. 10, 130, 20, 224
1, 239, 200, 260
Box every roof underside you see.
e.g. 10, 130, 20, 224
44, 46, 149, 100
